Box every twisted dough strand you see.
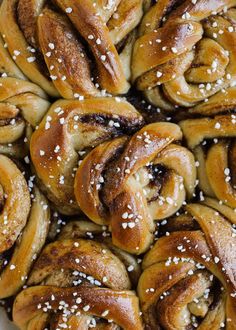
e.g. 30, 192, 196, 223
0, 34, 25, 79
0, 0, 59, 97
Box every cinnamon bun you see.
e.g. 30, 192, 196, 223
75, 122, 196, 254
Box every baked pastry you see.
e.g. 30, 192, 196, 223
0, 155, 50, 298
30, 97, 144, 215
132, 0, 236, 113
75, 122, 196, 254
138, 198, 236, 329
0, 0, 143, 98
180, 114, 236, 208
0, 0, 235, 328
13, 220, 143, 329
0, 77, 50, 158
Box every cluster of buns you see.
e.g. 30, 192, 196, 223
0, 0, 235, 329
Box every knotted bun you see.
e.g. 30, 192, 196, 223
132, 0, 236, 113
0, 0, 143, 97
75, 122, 196, 254
30, 97, 144, 215
13, 220, 143, 329
138, 198, 236, 329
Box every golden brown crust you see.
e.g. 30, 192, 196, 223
102, 123, 184, 203
132, 21, 203, 82
108, 0, 143, 45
